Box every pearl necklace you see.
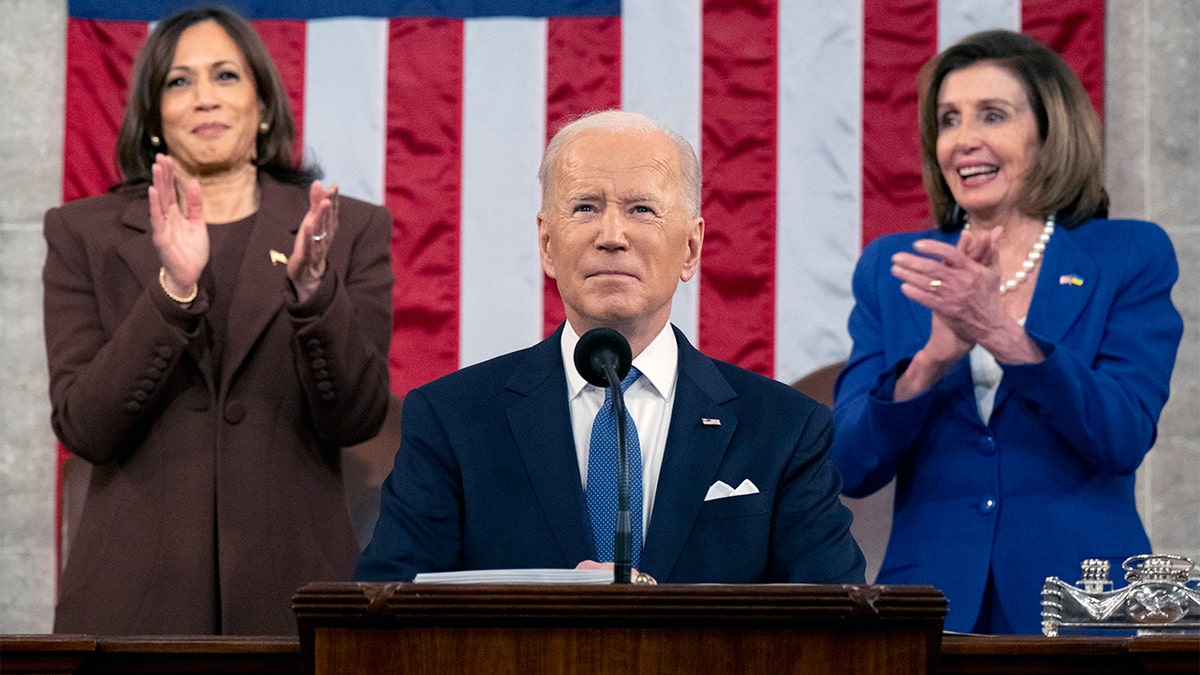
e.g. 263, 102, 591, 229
965, 215, 1055, 294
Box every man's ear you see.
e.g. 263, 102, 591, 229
679, 217, 704, 282
537, 212, 556, 279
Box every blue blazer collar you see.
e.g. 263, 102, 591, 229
994, 226, 1099, 412
503, 325, 596, 565
641, 326, 738, 579
1024, 226, 1099, 345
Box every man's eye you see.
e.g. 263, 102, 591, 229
574, 204, 595, 213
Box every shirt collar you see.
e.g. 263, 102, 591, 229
561, 322, 677, 401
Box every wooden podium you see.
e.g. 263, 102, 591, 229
292, 582, 947, 674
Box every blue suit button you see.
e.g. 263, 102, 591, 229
979, 436, 996, 455
979, 497, 998, 514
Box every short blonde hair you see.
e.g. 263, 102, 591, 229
917, 30, 1107, 230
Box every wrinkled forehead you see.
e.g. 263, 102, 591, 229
553, 129, 683, 197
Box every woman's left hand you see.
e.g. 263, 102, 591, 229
893, 228, 1041, 364
288, 181, 338, 302
892, 228, 1007, 344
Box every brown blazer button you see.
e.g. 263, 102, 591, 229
224, 401, 246, 424
125, 400, 142, 413
157, 346, 173, 359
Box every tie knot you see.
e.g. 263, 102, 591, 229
620, 366, 642, 391
601, 366, 641, 403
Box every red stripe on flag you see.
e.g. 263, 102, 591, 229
1022, 0, 1105, 121
700, 0, 778, 377
252, 20, 307, 159
861, 0, 938, 246
63, 18, 146, 202
542, 17, 623, 338
386, 19, 464, 395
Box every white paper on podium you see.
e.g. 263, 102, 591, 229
412, 568, 615, 584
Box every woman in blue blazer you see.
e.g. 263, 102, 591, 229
832, 30, 1183, 634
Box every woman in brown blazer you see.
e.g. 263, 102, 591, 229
43, 6, 393, 635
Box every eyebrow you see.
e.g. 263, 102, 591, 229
167, 60, 240, 72
939, 97, 1017, 110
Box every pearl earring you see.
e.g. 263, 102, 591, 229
259, 122, 269, 134
149, 135, 161, 147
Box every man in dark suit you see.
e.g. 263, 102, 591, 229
356, 110, 865, 584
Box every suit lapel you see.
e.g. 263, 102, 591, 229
1023, 228, 1098, 345
219, 176, 301, 388
505, 328, 595, 565
640, 328, 738, 579
115, 195, 158, 287
994, 228, 1099, 411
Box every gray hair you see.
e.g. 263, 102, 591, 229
538, 110, 702, 218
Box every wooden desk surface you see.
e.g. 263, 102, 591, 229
939, 634, 1200, 674
2, 632, 1196, 674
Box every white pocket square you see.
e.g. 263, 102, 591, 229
704, 479, 760, 501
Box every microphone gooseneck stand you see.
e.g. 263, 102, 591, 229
573, 327, 634, 584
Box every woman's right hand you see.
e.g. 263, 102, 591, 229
890, 229, 997, 401
148, 154, 208, 297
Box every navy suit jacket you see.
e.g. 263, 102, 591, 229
832, 218, 1182, 633
357, 325, 865, 584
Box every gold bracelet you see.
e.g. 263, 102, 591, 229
158, 267, 198, 304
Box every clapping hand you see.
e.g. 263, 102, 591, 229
148, 154, 208, 300
288, 180, 339, 302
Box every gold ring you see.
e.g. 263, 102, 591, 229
929, 279, 942, 292
633, 572, 657, 585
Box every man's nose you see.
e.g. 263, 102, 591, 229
596, 208, 629, 249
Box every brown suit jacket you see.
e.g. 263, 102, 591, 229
43, 173, 394, 635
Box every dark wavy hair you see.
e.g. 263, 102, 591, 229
917, 29, 1107, 231
113, 5, 319, 188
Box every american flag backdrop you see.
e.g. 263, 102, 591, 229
62, 0, 1105, 394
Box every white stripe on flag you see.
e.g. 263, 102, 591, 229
776, 0, 864, 383
938, 0, 1021, 49
460, 18, 548, 368
621, 0, 704, 346
304, 17, 388, 205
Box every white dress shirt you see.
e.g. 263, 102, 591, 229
561, 322, 678, 535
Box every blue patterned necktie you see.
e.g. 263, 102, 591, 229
586, 366, 643, 569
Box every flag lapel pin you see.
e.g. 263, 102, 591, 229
1058, 274, 1084, 286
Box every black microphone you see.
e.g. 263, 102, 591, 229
573, 328, 634, 584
